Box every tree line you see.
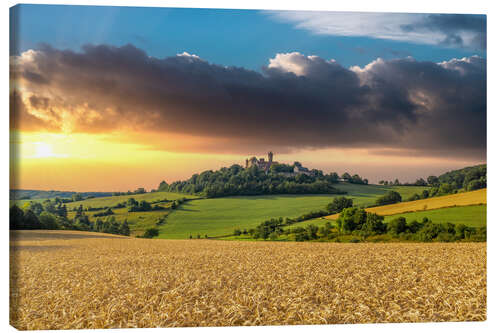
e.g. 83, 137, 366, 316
10, 199, 130, 236
376, 165, 486, 203
245, 206, 485, 242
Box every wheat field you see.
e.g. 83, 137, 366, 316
10, 230, 486, 330
326, 188, 487, 220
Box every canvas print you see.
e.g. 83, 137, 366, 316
9, 4, 486, 330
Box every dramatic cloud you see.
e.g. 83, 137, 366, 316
266, 11, 486, 50
10, 44, 486, 160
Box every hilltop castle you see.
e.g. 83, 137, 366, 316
245, 152, 278, 172
244, 152, 314, 176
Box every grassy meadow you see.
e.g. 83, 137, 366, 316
10, 230, 486, 330
388, 205, 486, 228
158, 194, 335, 239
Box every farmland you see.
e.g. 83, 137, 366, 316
325, 188, 487, 220
158, 194, 336, 239
387, 205, 486, 228
290, 204, 487, 230
159, 184, 426, 239
11, 183, 426, 238
10, 230, 486, 330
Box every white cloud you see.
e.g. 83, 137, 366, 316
265, 11, 483, 48
267, 52, 336, 76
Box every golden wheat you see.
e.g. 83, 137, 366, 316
10, 230, 486, 330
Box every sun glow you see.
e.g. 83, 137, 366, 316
33, 142, 55, 158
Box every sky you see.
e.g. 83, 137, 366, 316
9, 4, 487, 191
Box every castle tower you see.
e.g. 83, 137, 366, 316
268, 151, 273, 163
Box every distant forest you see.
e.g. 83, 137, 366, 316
158, 163, 368, 198
10, 189, 113, 201
379, 164, 486, 201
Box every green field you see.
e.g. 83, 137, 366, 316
11, 184, 426, 239
329, 183, 429, 207
158, 194, 335, 239
158, 184, 426, 239
11, 192, 198, 209
387, 205, 486, 228
63, 192, 198, 210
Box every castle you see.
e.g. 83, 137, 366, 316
245, 152, 278, 172
245, 152, 314, 176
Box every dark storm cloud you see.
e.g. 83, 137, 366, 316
10, 44, 486, 159
401, 14, 486, 49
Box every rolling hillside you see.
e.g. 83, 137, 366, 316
325, 188, 486, 220
158, 184, 426, 239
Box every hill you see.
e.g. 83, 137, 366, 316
157, 163, 371, 198
158, 184, 426, 239
436, 164, 486, 191
10, 189, 113, 200
325, 188, 486, 220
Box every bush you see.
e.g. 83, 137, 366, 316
375, 191, 402, 206
269, 232, 278, 241
143, 228, 159, 238
326, 197, 353, 214
387, 217, 407, 235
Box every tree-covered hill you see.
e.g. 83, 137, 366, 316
434, 164, 486, 191
158, 164, 368, 198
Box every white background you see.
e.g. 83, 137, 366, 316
2, 0, 498, 332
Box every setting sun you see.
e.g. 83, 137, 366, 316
33, 142, 54, 158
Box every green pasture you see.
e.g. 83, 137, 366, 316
387, 204, 486, 228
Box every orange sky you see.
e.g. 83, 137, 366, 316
10, 131, 482, 192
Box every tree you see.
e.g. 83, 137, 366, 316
95, 218, 104, 232
438, 183, 454, 195
23, 201, 44, 216
10, 205, 25, 229
337, 207, 366, 233
387, 217, 407, 235
23, 209, 42, 229
375, 191, 402, 206
414, 178, 427, 186
306, 224, 319, 239
233, 228, 242, 236
427, 176, 439, 186
42, 200, 57, 214
143, 228, 159, 238
127, 198, 138, 207
341, 172, 351, 181
326, 197, 353, 214
362, 213, 386, 235
39, 212, 59, 229
72, 193, 83, 202
120, 220, 131, 236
